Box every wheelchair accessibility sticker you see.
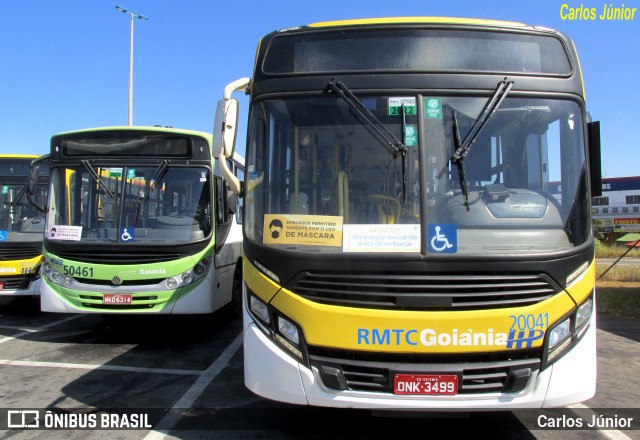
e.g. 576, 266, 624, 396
120, 228, 134, 243
428, 224, 457, 253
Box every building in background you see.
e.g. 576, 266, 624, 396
592, 176, 640, 244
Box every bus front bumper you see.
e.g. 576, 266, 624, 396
243, 307, 597, 410
0, 278, 40, 297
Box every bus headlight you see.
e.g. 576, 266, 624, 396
166, 277, 179, 289
164, 257, 211, 290
50, 271, 62, 283
543, 294, 594, 366
278, 316, 300, 345
247, 289, 307, 363
250, 295, 271, 324
576, 299, 593, 331
547, 318, 570, 351
182, 273, 194, 285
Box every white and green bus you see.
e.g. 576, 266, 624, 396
214, 17, 601, 409
0, 154, 48, 298
27, 126, 243, 314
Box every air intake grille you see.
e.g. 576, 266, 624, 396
0, 275, 37, 289
56, 251, 183, 265
312, 354, 540, 395
0, 247, 41, 261
290, 272, 558, 311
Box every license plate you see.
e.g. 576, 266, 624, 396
102, 294, 132, 305
393, 374, 459, 395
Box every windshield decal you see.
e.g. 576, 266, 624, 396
388, 97, 416, 116
427, 224, 457, 253
49, 225, 82, 241
343, 224, 420, 253
424, 97, 442, 119
120, 228, 134, 243
108, 167, 123, 177
263, 214, 343, 247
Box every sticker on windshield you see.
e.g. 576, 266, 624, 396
343, 224, 420, 253
263, 214, 343, 247
49, 225, 82, 241
120, 228, 134, 243
424, 98, 442, 119
388, 97, 416, 116
109, 167, 123, 177
427, 224, 457, 253
0, 231, 6, 241
127, 169, 136, 179
2, 186, 8, 194
404, 124, 417, 147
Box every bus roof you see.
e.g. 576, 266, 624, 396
307, 16, 529, 29
0, 154, 40, 159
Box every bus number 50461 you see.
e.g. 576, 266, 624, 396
63, 266, 94, 277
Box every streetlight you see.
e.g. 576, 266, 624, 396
115, 5, 148, 126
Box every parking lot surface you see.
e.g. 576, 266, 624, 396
0, 297, 638, 440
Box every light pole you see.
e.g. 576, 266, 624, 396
115, 5, 148, 126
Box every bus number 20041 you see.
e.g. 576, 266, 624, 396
509, 313, 549, 332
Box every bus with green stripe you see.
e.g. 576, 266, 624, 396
1, 154, 48, 298
27, 126, 244, 314
214, 17, 602, 409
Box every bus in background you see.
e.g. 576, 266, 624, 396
0, 154, 48, 299
214, 17, 602, 409
27, 126, 243, 315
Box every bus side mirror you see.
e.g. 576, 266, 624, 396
212, 98, 239, 159
587, 121, 602, 197
227, 190, 237, 215
26, 155, 48, 213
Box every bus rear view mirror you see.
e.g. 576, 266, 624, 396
227, 190, 238, 215
26, 154, 49, 213
212, 98, 239, 159
587, 121, 602, 197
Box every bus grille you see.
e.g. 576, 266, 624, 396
290, 272, 558, 311
79, 293, 160, 310
0, 275, 37, 290
55, 251, 184, 265
0, 247, 41, 261
311, 353, 540, 395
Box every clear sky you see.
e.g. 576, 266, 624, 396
1, 0, 638, 178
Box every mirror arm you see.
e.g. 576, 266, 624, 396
217, 153, 243, 196
225, 77, 250, 99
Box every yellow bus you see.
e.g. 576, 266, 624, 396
0, 154, 48, 298
214, 17, 602, 409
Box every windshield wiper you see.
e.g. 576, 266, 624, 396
327, 79, 408, 203
449, 78, 514, 210
328, 80, 406, 156
11, 185, 27, 207
82, 160, 114, 199
133, 160, 169, 227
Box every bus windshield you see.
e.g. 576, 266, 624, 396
0, 158, 48, 243
47, 164, 212, 244
246, 94, 588, 254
